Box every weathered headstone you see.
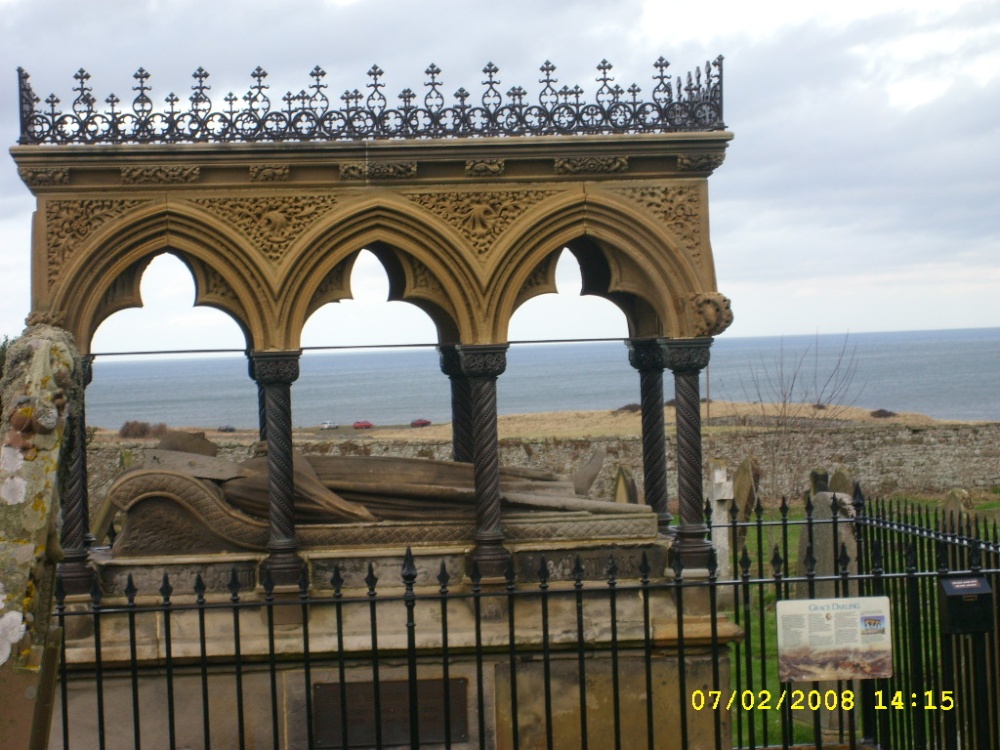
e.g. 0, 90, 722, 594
706, 459, 734, 579
829, 468, 853, 496
795, 489, 857, 599
941, 488, 974, 532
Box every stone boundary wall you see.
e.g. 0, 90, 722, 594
86, 422, 1000, 523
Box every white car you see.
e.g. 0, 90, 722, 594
320, 421, 338, 430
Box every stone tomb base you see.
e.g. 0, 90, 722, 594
55, 527, 738, 749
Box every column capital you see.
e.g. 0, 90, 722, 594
455, 344, 508, 378
438, 344, 462, 377
627, 338, 669, 372
251, 350, 301, 384
664, 337, 713, 374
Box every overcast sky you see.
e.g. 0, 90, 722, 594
1, 0, 997, 353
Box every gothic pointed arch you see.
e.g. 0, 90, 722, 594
281, 196, 481, 347
489, 189, 724, 341
43, 203, 271, 353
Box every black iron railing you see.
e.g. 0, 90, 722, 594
18, 58, 724, 146
53, 494, 999, 749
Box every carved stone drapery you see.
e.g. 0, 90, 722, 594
455, 344, 508, 576
627, 339, 672, 533
664, 337, 713, 567
250, 350, 302, 584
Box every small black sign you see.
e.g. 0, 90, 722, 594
314, 678, 469, 748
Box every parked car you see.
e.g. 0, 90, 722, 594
352, 420, 374, 429
218, 425, 236, 433
410, 418, 431, 428
320, 421, 339, 430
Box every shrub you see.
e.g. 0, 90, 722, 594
119, 421, 150, 438
870, 408, 897, 419
615, 403, 642, 413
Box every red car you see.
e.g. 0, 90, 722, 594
410, 418, 431, 428
352, 420, 374, 429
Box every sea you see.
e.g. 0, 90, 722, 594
84, 328, 1000, 430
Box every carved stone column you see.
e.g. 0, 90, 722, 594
251, 350, 302, 585
247, 353, 266, 441
665, 337, 714, 568
58, 355, 94, 595
438, 345, 474, 463
627, 339, 672, 533
456, 344, 509, 577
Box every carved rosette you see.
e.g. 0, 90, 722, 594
554, 156, 628, 175
689, 292, 734, 337
249, 164, 290, 182
616, 186, 703, 262
18, 167, 69, 187
192, 196, 336, 262
120, 166, 201, 184
407, 190, 554, 257
465, 159, 505, 177
677, 152, 726, 172
45, 199, 148, 285
340, 161, 417, 180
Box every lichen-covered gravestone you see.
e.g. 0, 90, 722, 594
0, 325, 81, 748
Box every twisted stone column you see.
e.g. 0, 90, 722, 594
58, 355, 94, 594
247, 353, 266, 442
456, 344, 509, 577
627, 339, 672, 533
665, 338, 714, 568
251, 350, 302, 585
438, 345, 474, 463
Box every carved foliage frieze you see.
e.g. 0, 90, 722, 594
465, 159, 505, 177
554, 156, 628, 175
120, 166, 201, 184
249, 164, 290, 182
406, 190, 554, 256
192, 195, 337, 262
45, 199, 149, 285
616, 186, 704, 262
18, 167, 69, 187
340, 161, 417, 180
677, 152, 726, 172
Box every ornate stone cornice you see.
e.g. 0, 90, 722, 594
340, 161, 417, 180
689, 292, 733, 337
192, 195, 337, 262
120, 165, 200, 184
663, 338, 713, 374
251, 351, 301, 384
456, 344, 508, 378
554, 155, 628, 175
